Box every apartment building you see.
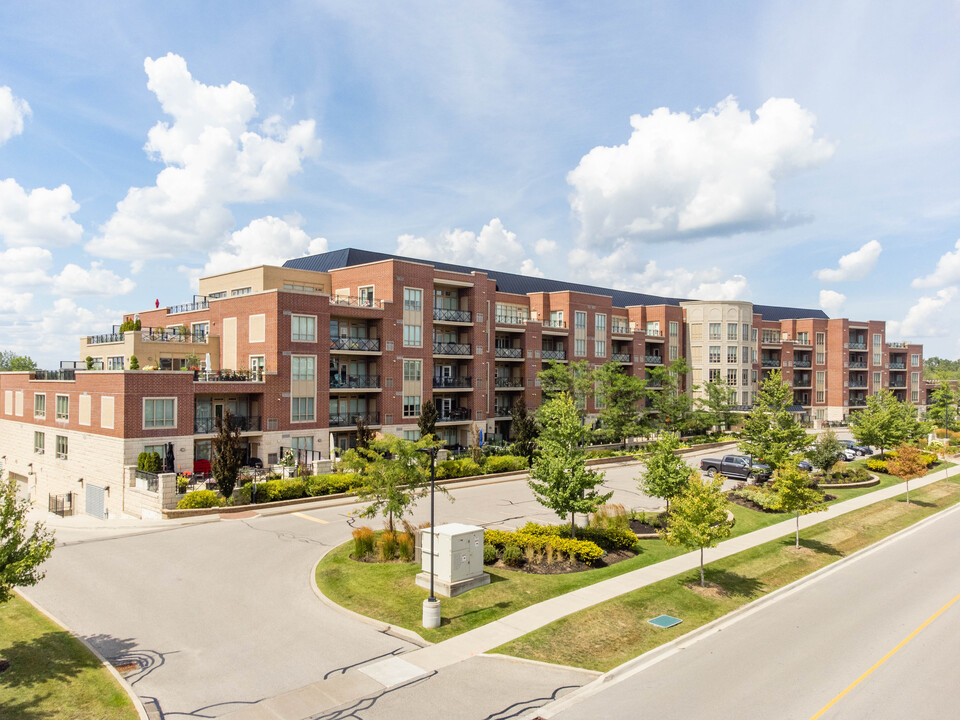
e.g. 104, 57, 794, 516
0, 247, 924, 518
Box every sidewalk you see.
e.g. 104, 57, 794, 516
224, 462, 959, 720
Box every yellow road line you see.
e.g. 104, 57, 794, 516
810, 592, 960, 719
292, 512, 328, 524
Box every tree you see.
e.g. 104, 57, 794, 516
538, 359, 594, 418
806, 428, 844, 474
660, 472, 732, 586
528, 393, 611, 538
510, 400, 539, 464
129, 355, 140, 370
418, 400, 438, 440
738, 370, 807, 469
886, 443, 927, 505
212, 410, 244, 498
925, 381, 956, 434
0, 351, 38, 372
639, 432, 692, 512
849, 389, 910, 457
698, 380, 738, 434
1, 477, 55, 604
774, 467, 826, 548
648, 357, 694, 433
593, 362, 648, 442
343, 434, 445, 531
355, 415, 374, 451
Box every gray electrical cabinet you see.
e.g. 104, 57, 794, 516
416, 523, 490, 597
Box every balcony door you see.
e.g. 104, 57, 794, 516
437, 397, 453, 416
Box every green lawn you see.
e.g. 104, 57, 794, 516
493, 476, 960, 672
0, 594, 139, 720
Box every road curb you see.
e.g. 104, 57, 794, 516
15, 591, 150, 720
525, 481, 960, 719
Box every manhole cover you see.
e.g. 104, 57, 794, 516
648, 615, 682, 628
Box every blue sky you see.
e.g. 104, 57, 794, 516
2, 1, 960, 367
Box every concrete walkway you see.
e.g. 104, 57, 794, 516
224, 462, 959, 719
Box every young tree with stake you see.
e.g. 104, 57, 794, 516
660, 472, 732, 586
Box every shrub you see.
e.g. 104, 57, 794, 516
481, 455, 529, 474
483, 543, 497, 564
378, 531, 397, 562
732, 485, 783, 512
589, 503, 630, 532
176, 490, 224, 509
137, 451, 162, 473
352, 526, 375, 558
484, 527, 605, 564
177, 475, 189, 494
397, 532, 415, 561
866, 458, 888, 473
129, 355, 139, 370
502, 545, 524, 567
435, 458, 482, 480
824, 466, 872, 484
519, 521, 635, 552
230, 484, 253, 505
306, 473, 360, 496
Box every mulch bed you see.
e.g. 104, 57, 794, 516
485, 548, 637, 575
629, 515, 667, 535
727, 491, 836, 513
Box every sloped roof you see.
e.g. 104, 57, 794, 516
283, 248, 829, 322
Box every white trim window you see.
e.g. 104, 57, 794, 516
56, 394, 69, 421
403, 360, 422, 381
34, 393, 46, 419
291, 315, 316, 342
143, 398, 177, 428
291, 356, 315, 381
359, 285, 375, 307
34, 431, 45, 455
56, 435, 68, 460
403, 396, 421, 418
291, 397, 315, 422
403, 287, 422, 311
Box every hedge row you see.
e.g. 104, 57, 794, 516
483, 528, 605, 563
865, 452, 937, 474
517, 521, 637, 551
435, 455, 528, 480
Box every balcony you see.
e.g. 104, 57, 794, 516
194, 415, 261, 434
542, 350, 566, 361
645, 355, 663, 364
761, 359, 781, 368
433, 307, 472, 323
849, 395, 867, 406
611, 352, 631, 363
849, 342, 867, 350
495, 347, 523, 359
434, 342, 472, 356
794, 360, 811, 368
493, 406, 512, 418
140, 329, 209, 344
793, 377, 812, 388
194, 369, 263, 382
331, 337, 381, 352
645, 329, 662, 337
330, 374, 380, 390
888, 341, 908, 348
329, 412, 380, 427
611, 325, 630, 336
849, 380, 868, 389
437, 407, 471, 423
495, 377, 524, 388
849, 361, 867, 369
433, 376, 472, 389
86, 333, 124, 345
330, 295, 384, 310
495, 314, 528, 327
169, 299, 209, 315
889, 362, 906, 369
889, 380, 907, 389
543, 319, 567, 330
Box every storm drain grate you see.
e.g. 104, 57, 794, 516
648, 615, 682, 628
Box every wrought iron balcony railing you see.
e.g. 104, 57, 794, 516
331, 337, 381, 352
433, 307, 472, 323
330, 374, 381, 389
329, 412, 380, 427
495, 347, 522, 358
542, 350, 566, 361
433, 376, 472, 389
495, 377, 524, 388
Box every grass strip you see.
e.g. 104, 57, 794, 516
493, 476, 960, 672
0, 594, 139, 720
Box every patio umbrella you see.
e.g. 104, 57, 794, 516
165, 443, 175, 473
205, 352, 212, 372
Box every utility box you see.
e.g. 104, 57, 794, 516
416, 523, 490, 597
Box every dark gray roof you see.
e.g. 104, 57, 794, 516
283, 248, 828, 322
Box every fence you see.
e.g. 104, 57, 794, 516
48, 492, 74, 517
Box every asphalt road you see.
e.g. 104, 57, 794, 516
546, 500, 960, 720
23, 453, 693, 718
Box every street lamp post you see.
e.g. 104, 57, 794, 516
418, 445, 441, 628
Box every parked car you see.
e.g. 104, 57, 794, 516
247, 457, 264, 468
797, 459, 813, 472
839, 440, 873, 456
700, 455, 772, 483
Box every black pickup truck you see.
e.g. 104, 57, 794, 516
700, 455, 771, 483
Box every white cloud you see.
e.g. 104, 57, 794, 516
912, 238, 960, 288
39, 298, 101, 337
567, 245, 748, 300
567, 96, 835, 244
0, 86, 30, 145
196, 215, 328, 281
396, 217, 543, 276
814, 240, 882, 282
0, 179, 83, 247
818, 289, 846, 315
888, 288, 958, 339
534, 238, 557, 256
87, 53, 321, 261
0, 287, 33, 315
0, 246, 53, 274
53, 262, 136, 297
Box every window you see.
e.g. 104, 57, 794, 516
403, 360, 422, 381
231, 287, 252, 296
872, 352, 882, 366
742, 369, 749, 385
816, 332, 825, 346
912, 354, 920, 367
403, 396, 421, 418
107, 356, 124, 370
751, 348, 757, 363
55, 394, 69, 421
797, 332, 809, 345
291, 315, 316, 342
727, 323, 738, 341
727, 369, 738, 386
727, 346, 737, 363
912, 390, 920, 403
912, 372, 920, 386
669, 321, 679, 337
752, 369, 758, 383
403, 324, 422, 347
291, 436, 313, 452
762, 329, 780, 344
873, 333, 882, 346
575, 311, 587, 329
284, 283, 320, 293
709, 369, 721, 382
743, 391, 750, 405
816, 351, 826, 365
291, 397, 315, 422
403, 430, 420, 442
742, 346, 750, 363
646, 321, 660, 335
752, 328, 758, 342
816, 390, 825, 403
595, 313, 606, 333
192, 322, 210, 341
34, 431, 44, 455
359, 286, 375, 306
144, 398, 176, 428
743, 323, 750, 341
56, 435, 68, 460
709, 323, 721, 340
873, 372, 881, 386
291, 356, 315, 381
709, 346, 721, 363
404, 288, 422, 311
550, 310, 565, 326
669, 345, 678, 360
595, 339, 606, 357
208, 291, 227, 299
34, 393, 45, 419
575, 338, 586, 357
